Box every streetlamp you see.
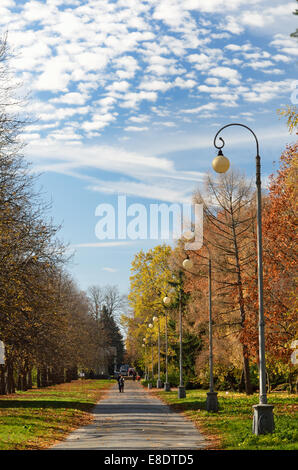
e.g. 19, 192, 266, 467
169, 271, 186, 399
142, 338, 148, 380
183, 246, 218, 412
212, 123, 274, 434
205, 256, 218, 412
148, 323, 154, 389
153, 316, 163, 388
163, 296, 171, 392
142, 343, 146, 379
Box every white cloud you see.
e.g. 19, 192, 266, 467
221, 16, 244, 34
272, 54, 291, 63
205, 77, 220, 86
174, 77, 197, 89
82, 112, 117, 131
241, 12, 265, 28
182, 0, 259, 13
155, 121, 177, 127
3, 0, 295, 146
88, 179, 191, 203
108, 81, 131, 93
72, 242, 134, 248
198, 85, 230, 94
208, 66, 241, 83
241, 79, 292, 102
119, 91, 158, 108
270, 34, 298, 56
114, 55, 140, 79
245, 60, 275, 70
139, 79, 172, 92
124, 126, 149, 132
51, 92, 89, 105
34, 56, 72, 91
38, 106, 91, 121
21, 133, 40, 141
181, 102, 217, 114
128, 115, 150, 123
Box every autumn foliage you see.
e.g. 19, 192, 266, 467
244, 143, 297, 364
0, 36, 124, 395
126, 139, 297, 393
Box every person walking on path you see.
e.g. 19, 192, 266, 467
117, 374, 125, 393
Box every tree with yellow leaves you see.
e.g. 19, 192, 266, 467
125, 245, 173, 373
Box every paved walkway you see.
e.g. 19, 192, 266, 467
52, 381, 206, 450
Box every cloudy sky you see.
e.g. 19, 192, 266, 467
2, 0, 297, 294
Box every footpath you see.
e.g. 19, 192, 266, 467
51, 380, 206, 450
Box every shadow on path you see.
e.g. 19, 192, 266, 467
52, 381, 206, 450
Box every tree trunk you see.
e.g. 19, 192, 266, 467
37, 368, 41, 388
242, 345, 253, 395
266, 370, 270, 394
40, 366, 48, 387
72, 366, 78, 381
21, 369, 28, 391
231, 206, 253, 395
7, 360, 15, 394
65, 368, 72, 382
57, 367, 65, 384
27, 367, 32, 389
47, 367, 53, 386
0, 364, 7, 395
17, 372, 22, 391
238, 368, 245, 392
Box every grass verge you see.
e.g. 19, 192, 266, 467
0, 379, 115, 450
154, 388, 298, 450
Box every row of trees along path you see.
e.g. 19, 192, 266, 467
0, 35, 125, 395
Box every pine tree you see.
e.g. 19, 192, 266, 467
99, 305, 125, 373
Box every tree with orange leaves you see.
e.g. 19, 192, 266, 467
244, 143, 297, 376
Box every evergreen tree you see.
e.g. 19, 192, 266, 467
99, 305, 125, 373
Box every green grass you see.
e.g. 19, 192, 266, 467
0, 379, 115, 450
155, 389, 298, 450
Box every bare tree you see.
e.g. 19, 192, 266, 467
87, 285, 105, 321
103, 285, 127, 321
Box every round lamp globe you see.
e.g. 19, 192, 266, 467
212, 155, 230, 173
182, 258, 193, 270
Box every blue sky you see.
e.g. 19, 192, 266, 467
2, 0, 297, 295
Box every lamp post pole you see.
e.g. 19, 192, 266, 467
143, 337, 149, 380
212, 123, 274, 434
153, 316, 162, 388
163, 296, 171, 392
164, 311, 170, 391
145, 346, 148, 380
151, 340, 154, 381
206, 257, 218, 412
183, 251, 218, 411
178, 271, 186, 398
147, 326, 154, 389
142, 342, 147, 380
168, 271, 185, 399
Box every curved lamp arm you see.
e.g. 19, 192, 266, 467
213, 123, 260, 157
